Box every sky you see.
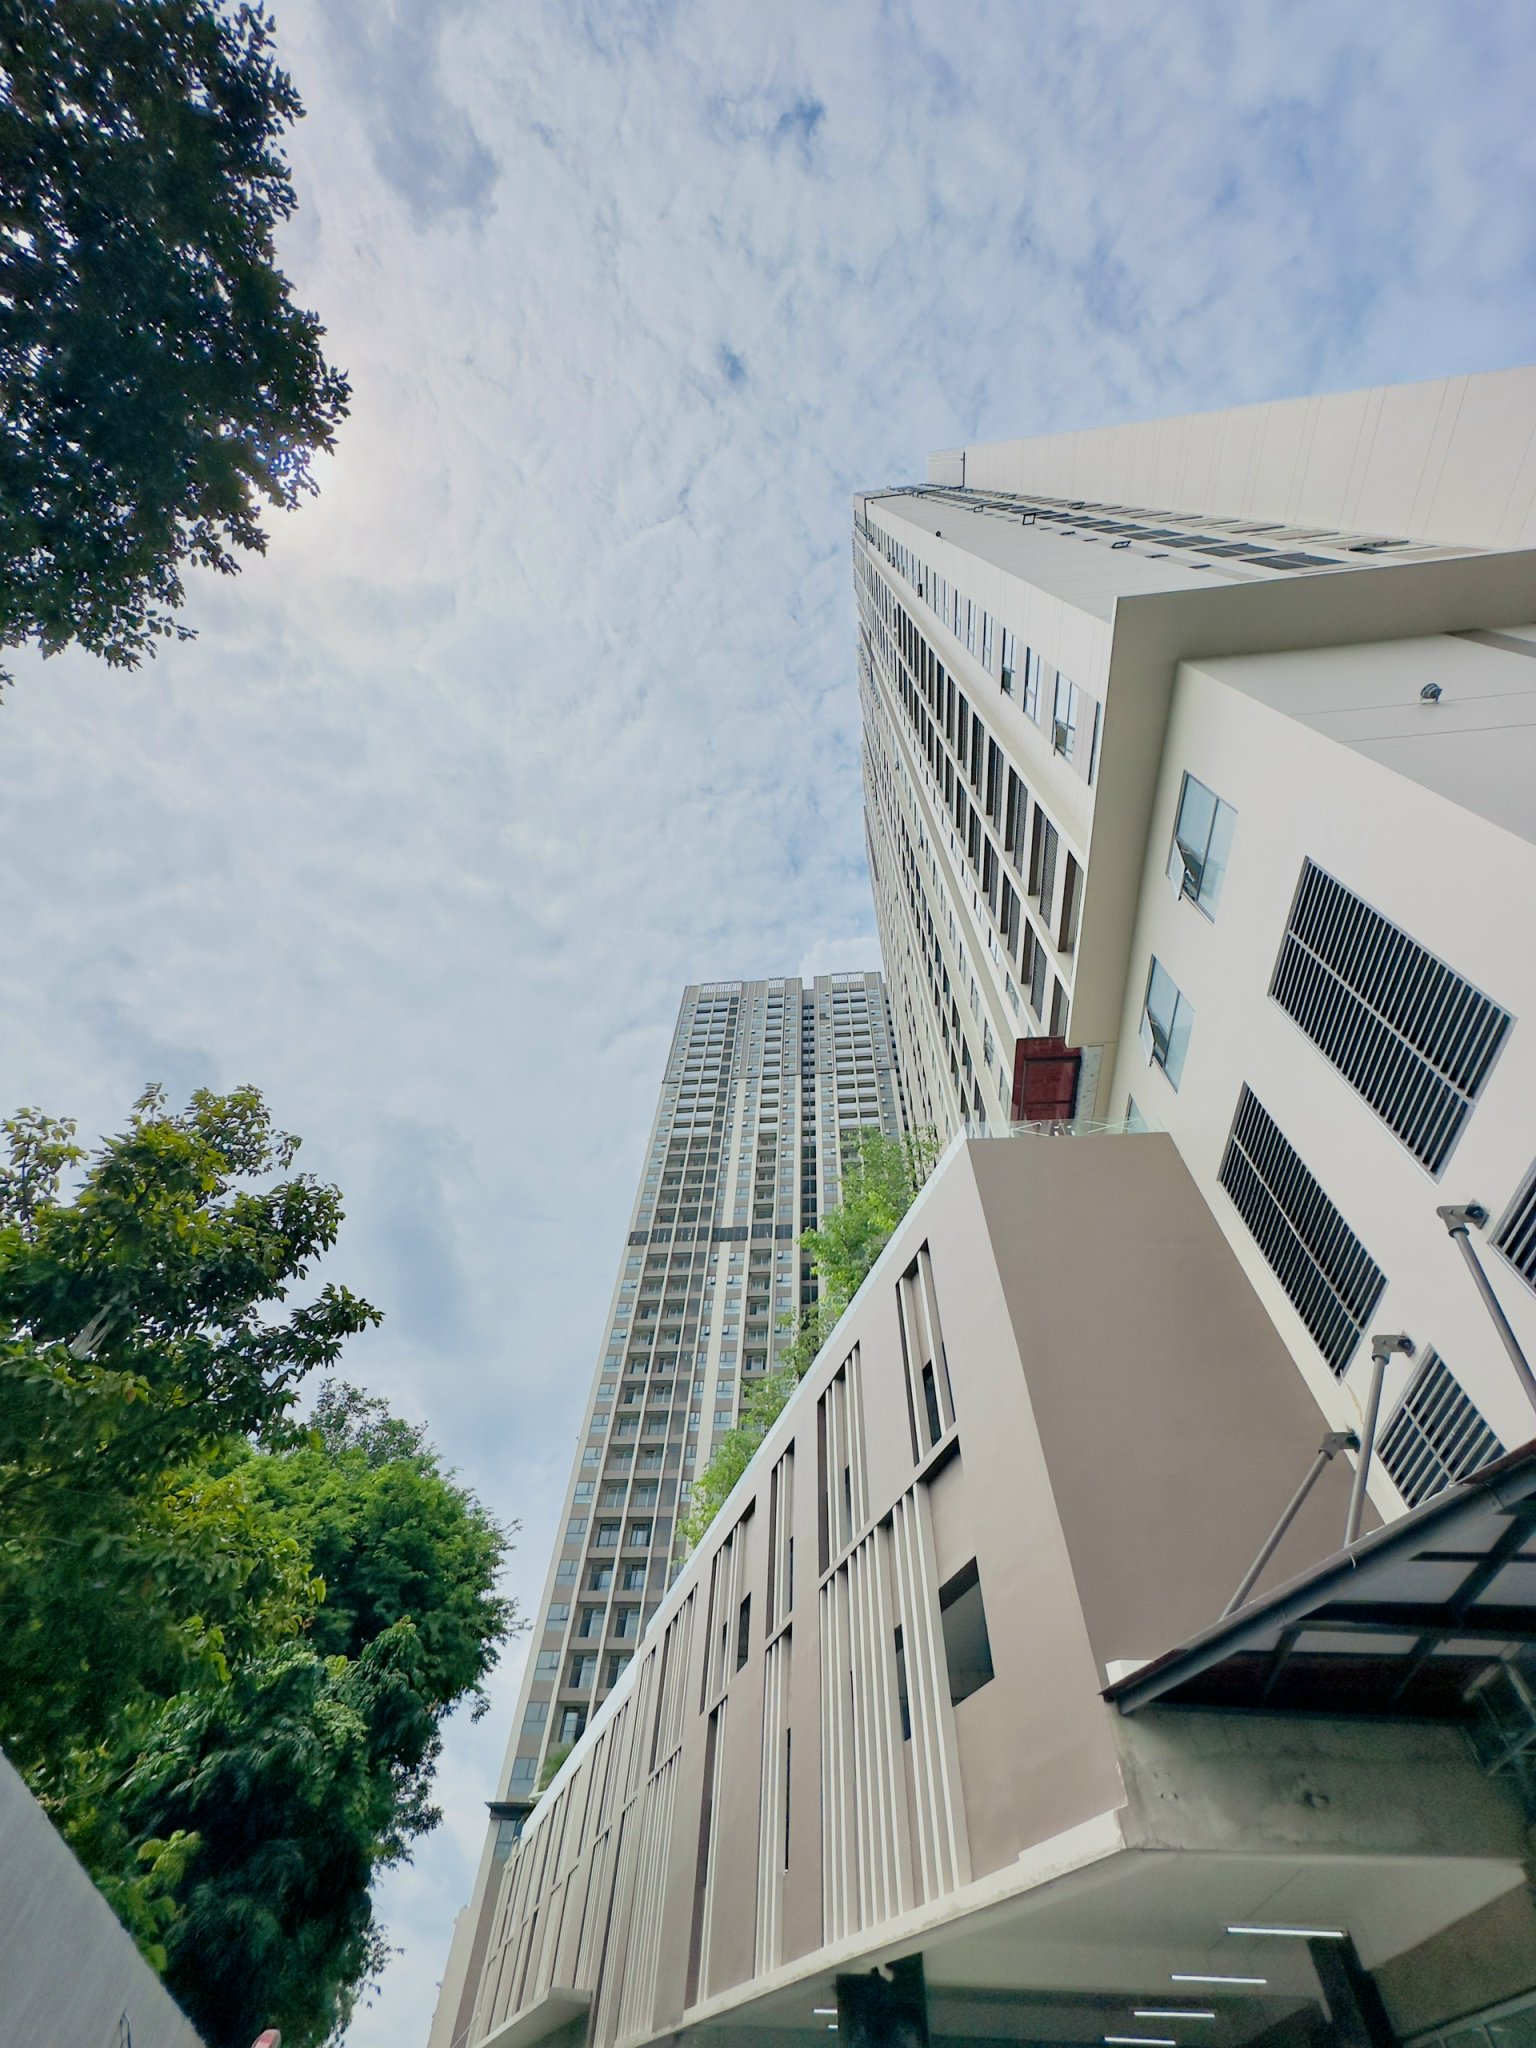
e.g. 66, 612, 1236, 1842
3, 1, 1536, 2040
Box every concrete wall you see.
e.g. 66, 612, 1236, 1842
0, 1749, 205, 2048
937, 367, 1536, 551
1108, 637, 1536, 1502
464, 1134, 1368, 2048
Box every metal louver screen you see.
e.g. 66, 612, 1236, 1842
1495, 1163, 1536, 1296
1218, 1085, 1386, 1377
1270, 861, 1511, 1174
1378, 1350, 1505, 1507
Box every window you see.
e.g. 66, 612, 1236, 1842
594, 1520, 620, 1549
622, 1562, 647, 1591
588, 1564, 612, 1590
535, 1651, 559, 1677
1379, 1350, 1505, 1507
735, 1593, 751, 1670
565, 1516, 587, 1544
1140, 957, 1192, 1089
1052, 672, 1080, 761
1219, 1085, 1386, 1377
1021, 648, 1041, 720
613, 1606, 639, 1638
578, 1605, 603, 1638
1166, 772, 1236, 917
893, 1622, 911, 1740
522, 1700, 548, 1731
569, 1653, 597, 1688
627, 1520, 653, 1548
999, 629, 1017, 696
939, 1560, 994, 1706
1270, 861, 1511, 1174
558, 1706, 586, 1746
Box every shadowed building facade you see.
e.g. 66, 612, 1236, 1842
439, 1131, 1536, 2048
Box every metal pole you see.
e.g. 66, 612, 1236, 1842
1347, 1335, 1413, 1546
1438, 1204, 1536, 1418
1222, 1431, 1358, 1618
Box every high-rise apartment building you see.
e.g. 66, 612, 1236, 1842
856, 368, 1536, 1528
430, 972, 905, 2047
432, 372, 1536, 2048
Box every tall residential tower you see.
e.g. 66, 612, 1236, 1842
430, 972, 905, 2048
856, 367, 1536, 1527
432, 371, 1536, 2048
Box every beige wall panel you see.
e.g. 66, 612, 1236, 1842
969, 1134, 1363, 1672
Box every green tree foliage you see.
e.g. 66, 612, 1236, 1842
536, 1741, 573, 1795
678, 1128, 940, 1552
241, 1381, 514, 1720
0, 1087, 375, 1782
0, 0, 350, 684
118, 1628, 437, 2047
0, 1089, 518, 2048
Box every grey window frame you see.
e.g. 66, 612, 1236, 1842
1167, 771, 1236, 918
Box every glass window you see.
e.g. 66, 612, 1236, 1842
939, 1560, 994, 1706
1140, 956, 1193, 1089
1167, 772, 1236, 917
1052, 673, 1080, 761
1021, 649, 1042, 721
534, 1651, 559, 1677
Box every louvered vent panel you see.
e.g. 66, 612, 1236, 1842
1495, 1162, 1536, 1297
1378, 1350, 1505, 1507
1218, 1085, 1386, 1377
1270, 861, 1511, 1174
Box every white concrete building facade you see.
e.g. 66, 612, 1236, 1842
856, 368, 1536, 1530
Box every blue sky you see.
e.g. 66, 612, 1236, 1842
2, 1, 1535, 2039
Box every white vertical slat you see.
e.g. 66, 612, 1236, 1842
847, 1348, 870, 1528
694, 1697, 728, 2007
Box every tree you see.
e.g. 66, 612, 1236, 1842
117, 1627, 436, 2048
115, 1394, 516, 2048
0, 1087, 377, 1783
678, 1128, 940, 1551
0, 0, 350, 685
0, 1090, 522, 2045
240, 1381, 515, 1727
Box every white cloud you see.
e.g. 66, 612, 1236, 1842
1, 0, 1533, 2040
